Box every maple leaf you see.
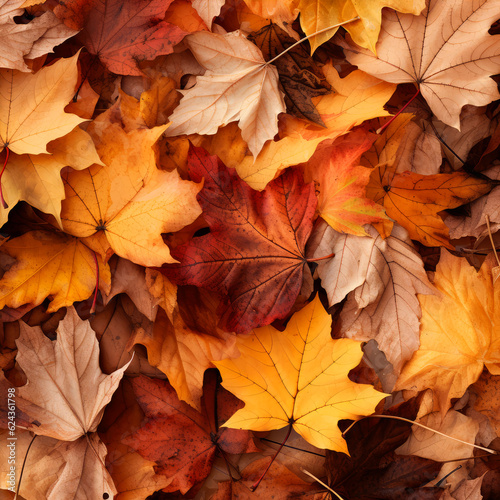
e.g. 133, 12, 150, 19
0, 127, 103, 227
13, 307, 131, 440
302, 128, 390, 236
0, 52, 85, 155
299, 0, 425, 53
366, 162, 493, 248
161, 145, 317, 333
130, 307, 238, 410
0, 429, 117, 499
339, 0, 500, 129
53, 0, 186, 76
213, 457, 327, 499
248, 23, 332, 126
0, 1, 78, 72
214, 295, 388, 452
165, 30, 286, 158
0, 230, 111, 313
308, 221, 435, 376
60, 123, 202, 267
395, 251, 500, 414
195, 63, 396, 190
123, 372, 259, 494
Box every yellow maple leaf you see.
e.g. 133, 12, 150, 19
196, 64, 396, 190
395, 250, 500, 414
0, 52, 85, 155
214, 295, 388, 452
299, 0, 425, 54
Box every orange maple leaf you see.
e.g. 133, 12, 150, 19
395, 251, 500, 414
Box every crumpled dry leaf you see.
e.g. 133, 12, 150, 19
308, 221, 435, 376
0, 1, 78, 72
166, 30, 285, 158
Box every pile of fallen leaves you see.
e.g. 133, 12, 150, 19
0, 0, 500, 498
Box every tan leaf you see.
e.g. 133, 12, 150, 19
166, 30, 285, 158
340, 0, 500, 128
14, 307, 131, 441
0, 430, 117, 499
0, 2, 77, 72
309, 221, 435, 376
191, 0, 225, 28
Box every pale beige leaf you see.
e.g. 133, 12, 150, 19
166, 30, 285, 158
340, 0, 500, 128
0, 430, 116, 500
396, 410, 479, 462
191, 0, 225, 28
0, 2, 77, 72
15, 307, 131, 441
394, 121, 442, 175
311, 221, 435, 375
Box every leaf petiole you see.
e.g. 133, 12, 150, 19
376, 87, 420, 134
90, 251, 99, 314
264, 17, 360, 67
344, 414, 498, 455
0, 147, 10, 209
250, 422, 293, 491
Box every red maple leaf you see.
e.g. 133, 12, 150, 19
160, 145, 317, 333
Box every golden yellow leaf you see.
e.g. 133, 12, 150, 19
61, 124, 202, 267
214, 295, 388, 452
0, 127, 103, 227
0, 52, 85, 154
198, 64, 396, 190
395, 251, 500, 414
298, 0, 425, 54
0, 231, 110, 313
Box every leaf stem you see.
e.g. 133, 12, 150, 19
264, 17, 360, 67
0, 147, 10, 209
301, 469, 346, 500
306, 252, 335, 263
15, 433, 37, 500
376, 87, 420, 134
90, 251, 99, 314
250, 423, 293, 491
344, 415, 498, 455
485, 215, 500, 269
